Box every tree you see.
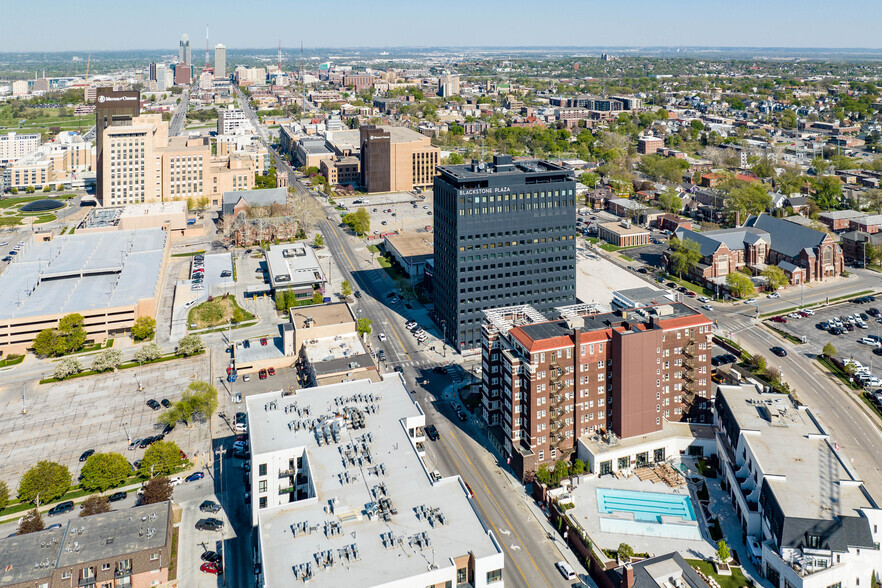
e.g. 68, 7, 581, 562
750, 353, 767, 374
18, 508, 44, 535
176, 334, 203, 356
726, 271, 754, 298
811, 176, 843, 210
535, 463, 552, 486
139, 440, 184, 478
42, 184, 51, 193
34, 313, 87, 357
669, 237, 702, 280
131, 316, 156, 341
91, 349, 123, 373
725, 182, 772, 222
342, 208, 370, 235
865, 243, 882, 268
780, 110, 797, 129
0, 481, 8, 511
18, 461, 72, 504
617, 542, 634, 560
571, 459, 586, 476
762, 266, 788, 291
79, 494, 111, 517
53, 357, 83, 380
80, 452, 131, 492
32, 329, 56, 357
312, 289, 324, 304
134, 342, 163, 363
313, 233, 324, 248
356, 318, 372, 337
657, 188, 683, 213
341, 280, 352, 298
822, 342, 837, 358
552, 460, 569, 484
140, 476, 172, 505
765, 366, 782, 383
716, 540, 731, 562
160, 381, 218, 427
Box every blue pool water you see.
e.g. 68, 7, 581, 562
596, 488, 696, 524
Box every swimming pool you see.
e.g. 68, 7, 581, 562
596, 488, 696, 523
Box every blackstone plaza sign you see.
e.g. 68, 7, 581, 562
458, 187, 511, 196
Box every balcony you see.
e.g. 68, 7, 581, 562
279, 469, 294, 478
279, 486, 295, 495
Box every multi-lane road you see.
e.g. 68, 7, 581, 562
169, 88, 190, 137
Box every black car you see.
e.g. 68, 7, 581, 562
79, 449, 95, 462
160, 399, 171, 408
139, 436, 154, 449
1, 257, 11, 262
243, 339, 250, 348
667, 282, 677, 288
425, 424, 440, 441
108, 491, 127, 503
711, 356, 726, 367
146, 399, 161, 410
162, 423, 175, 435
235, 411, 246, 423
771, 346, 787, 357
195, 518, 224, 531
394, 365, 403, 373
869, 308, 880, 317
722, 353, 738, 364
201, 551, 222, 563
200, 500, 221, 513
354, 290, 362, 298
433, 366, 446, 374
48, 501, 74, 516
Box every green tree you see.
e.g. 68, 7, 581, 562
811, 176, 843, 210
176, 334, 203, 356
571, 459, 586, 476
91, 349, 123, 373
342, 207, 370, 235
657, 188, 683, 213
18, 461, 72, 504
716, 540, 731, 562
42, 184, 51, 193
313, 233, 324, 248
725, 182, 772, 222
79, 452, 131, 492
356, 318, 372, 337
285, 289, 298, 310
53, 357, 83, 380
822, 342, 837, 358
18, 508, 44, 535
669, 237, 702, 279
133, 342, 163, 363
140, 476, 172, 505
750, 353, 767, 373
159, 381, 218, 427
638, 153, 690, 183
535, 463, 552, 486
341, 280, 352, 298
131, 316, 156, 341
139, 440, 184, 477
726, 271, 754, 298
275, 292, 287, 312
33, 329, 57, 357
552, 460, 569, 484
780, 110, 797, 129
79, 494, 111, 517
0, 481, 8, 511
447, 152, 465, 165
762, 266, 788, 291
312, 289, 324, 304
618, 542, 634, 560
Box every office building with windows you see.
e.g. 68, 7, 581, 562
214, 43, 226, 79
480, 302, 713, 481
433, 155, 577, 351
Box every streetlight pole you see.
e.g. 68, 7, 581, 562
137, 360, 143, 392
441, 320, 447, 359
122, 422, 130, 442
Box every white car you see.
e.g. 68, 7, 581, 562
378, 333, 387, 342
801, 308, 814, 316
701, 304, 713, 311
184, 300, 197, 309
767, 292, 780, 299
169, 477, 182, 486
860, 337, 879, 346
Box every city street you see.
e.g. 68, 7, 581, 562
169, 87, 190, 137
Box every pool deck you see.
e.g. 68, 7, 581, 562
567, 468, 718, 559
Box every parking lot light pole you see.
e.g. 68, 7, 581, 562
122, 422, 130, 442
136, 361, 143, 392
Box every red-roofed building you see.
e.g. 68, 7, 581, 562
481, 303, 713, 482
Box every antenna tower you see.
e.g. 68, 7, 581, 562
205, 25, 210, 67
278, 40, 282, 70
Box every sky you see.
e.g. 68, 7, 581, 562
2, 0, 882, 52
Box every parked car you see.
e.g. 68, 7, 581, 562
259, 369, 267, 380
79, 449, 95, 462
161, 399, 171, 408
860, 337, 880, 346
185, 472, 205, 482
48, 501, 74, 516
128, 438, 142, 451
555, 561, 577, 580
268, 367, 275, 376
169, 477, 182, 486
200, 500, 221, 513
260, 337, 268, 346
243, 339, 250, 348
770, 316, 787, 323
425, 425, 440, 441
201, 551, 222, 563
146, 399, 161, 410
195, 518, 224, 531
108, 491, 127, 503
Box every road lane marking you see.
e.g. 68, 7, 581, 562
445, 431, 553, 587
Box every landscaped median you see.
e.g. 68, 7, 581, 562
188, 294, 254, 329
758, 290, 877, 319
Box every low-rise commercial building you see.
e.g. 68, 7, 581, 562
246, 377, 505, 587
319, 156, 360, 185
817, 209, 864, 232
264, 242, 325, 296
0, 502, 172, 588
294, 137, 333, 169
715, 384, 882, 588
597, 220, 651, 247
0, 228, 169, 354
382, 231, 433, 285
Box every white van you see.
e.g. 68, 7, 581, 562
555, 561, 576, 580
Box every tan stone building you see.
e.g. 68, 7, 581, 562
320, 155, 360, 185
4, 132, 94, 190
359, 125, 439, 193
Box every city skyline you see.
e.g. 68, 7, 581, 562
2, 0, 882, 52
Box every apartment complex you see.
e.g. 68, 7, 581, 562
217, 106, 250, 135
481, 302, 713, 480
359, 125, 439, 193
0, 131, 41, 165
246, 377, 505, 587
3, 132, 93, 190
0, 502, 172, 588
433, 155, 577, 351
715, 384, 882, 588
438, 73, 461, 97
637, 136, 665, 154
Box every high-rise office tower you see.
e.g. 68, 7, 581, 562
148, 62, 158, 82
179, 34, 191, 66
214, 44, 226, 79
95, 88, 141, 206
433, 155, 577, 351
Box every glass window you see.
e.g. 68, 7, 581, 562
486, 569, 503, 583
259, 463, 267, 476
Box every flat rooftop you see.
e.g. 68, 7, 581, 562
248, 377, 502, 587
717, 385, 874, 521
303, 332, 367, 367
599, 221, 650, 235
290, 301, 354, 329
384, 231, 434, 259
0, 228, 166, 320
118, 200, 187, 221
265, 243, 324, 290
0, 502, 169, 587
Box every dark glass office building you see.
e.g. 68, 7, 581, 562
433, 155, 577, 351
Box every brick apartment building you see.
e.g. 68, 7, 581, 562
637, 136, 664, 155
481, 302, 713, 481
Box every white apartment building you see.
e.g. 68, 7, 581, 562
715, 384, 882, 588
245, 376, 505, 588
11, 80, 28, 97
217, 106, 251, 135
0, 132, 41, 165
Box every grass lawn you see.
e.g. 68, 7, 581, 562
367, 244, 380, 253
663, 274, 716, 298
188, 296, 255, 328
686, 559, 749, 588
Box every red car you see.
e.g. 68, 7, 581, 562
179, 450, 187, 460
259, 369, 267, 380
268, 367, 275, 376
200, 562, 223, 575
236, 434, 247, 442
260, 337, 268, 346
770, 316, 787, 323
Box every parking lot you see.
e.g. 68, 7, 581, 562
335, 191, 434, 234
764, 298, 882, 383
